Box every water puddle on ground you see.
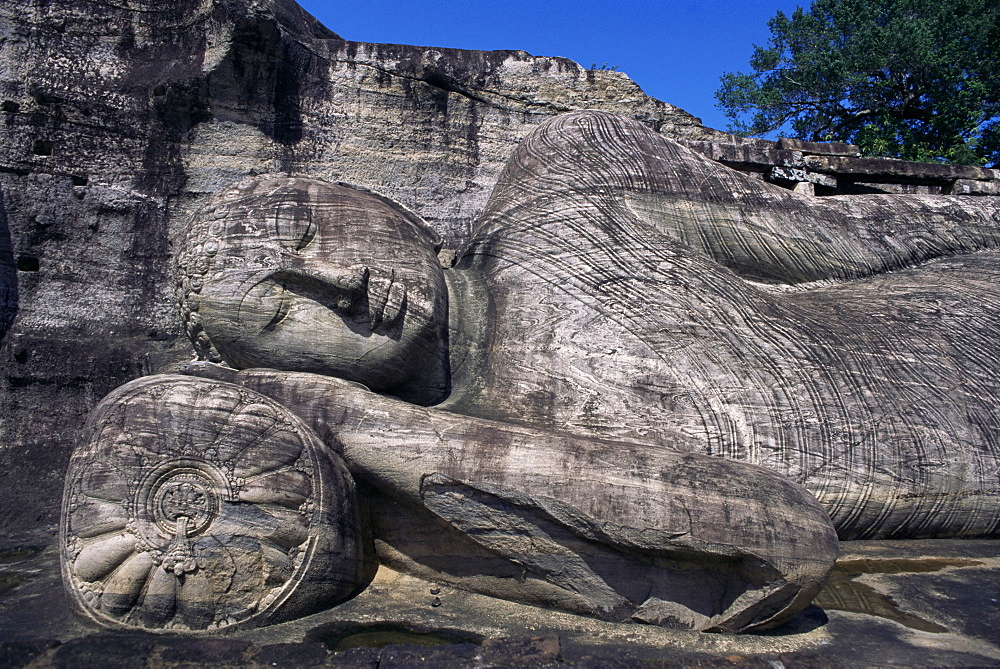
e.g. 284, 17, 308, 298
0, 546, 43, 597
0, 572, 27, 596
0, 547, 41, 565
305, 621, 484, 652
814, 557, 983, 633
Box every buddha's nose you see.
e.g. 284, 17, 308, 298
366, 268, 406, 330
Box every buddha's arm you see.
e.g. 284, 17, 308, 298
190, 365, 838, 632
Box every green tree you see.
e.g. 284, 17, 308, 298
716, 0, 1000, 166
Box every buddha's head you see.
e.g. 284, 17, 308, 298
177, 177, 449, 404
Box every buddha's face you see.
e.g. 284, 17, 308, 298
193, 178, 448, 402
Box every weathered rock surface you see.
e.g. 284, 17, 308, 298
4, 533, 1000, 667
176, 177, 452, 405
0, 0, 716, 533
172, 149, 1000, 542
105, 107, 992, 633
3, 0, 998, 538
3, 0, 1000, 652
164, 173, 839, 632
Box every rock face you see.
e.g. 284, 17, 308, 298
0, 0, 714, 533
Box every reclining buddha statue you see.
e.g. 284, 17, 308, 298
60, 111, 999, 634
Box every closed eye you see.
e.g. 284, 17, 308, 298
262, 282, 290, 331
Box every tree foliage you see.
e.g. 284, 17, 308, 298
716, 0, 1000, 165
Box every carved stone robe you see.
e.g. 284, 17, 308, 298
446, 111, 1000, 539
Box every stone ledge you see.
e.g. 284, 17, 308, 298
804, 155, 994, 182
678, 138, 803, 170
953, 178, 1000, 195
777, 137, 860, 156
680, 137, 999, 196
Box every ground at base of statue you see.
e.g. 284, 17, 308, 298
1, 532, 997, 668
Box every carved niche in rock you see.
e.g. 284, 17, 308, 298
62, 111, 1000, 634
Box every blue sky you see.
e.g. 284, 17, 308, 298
296, 0, 805, 133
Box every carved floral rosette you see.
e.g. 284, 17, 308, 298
60, 374, 367, 631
